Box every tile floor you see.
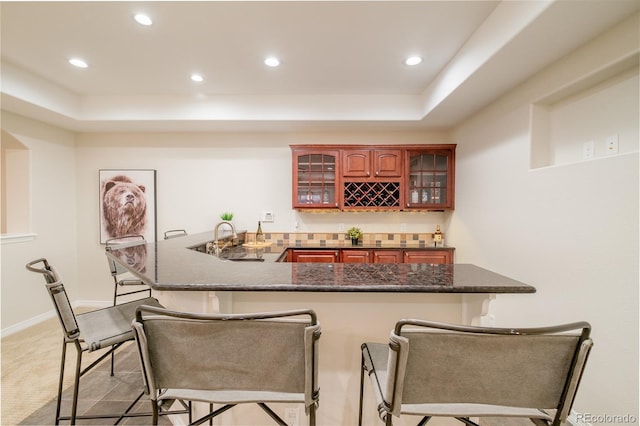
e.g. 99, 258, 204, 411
2, 315, 171, 425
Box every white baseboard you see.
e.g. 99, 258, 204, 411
1, 310, 55, 338
1, 300, 111, 338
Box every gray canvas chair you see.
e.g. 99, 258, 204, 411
164, 229, 188, 239
25, 258, 177, 425
132, 305, 321, 425
358, 320, 593, 426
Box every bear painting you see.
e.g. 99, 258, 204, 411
101, 175, 148, 240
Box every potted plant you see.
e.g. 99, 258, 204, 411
220, 212, 234, 221
346, 226, 362, 246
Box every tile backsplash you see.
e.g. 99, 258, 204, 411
251, 232, 439, 247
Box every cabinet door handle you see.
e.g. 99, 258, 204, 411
406, 203, 410, 207
375, 171, 378, 176
367, 172, 370, 176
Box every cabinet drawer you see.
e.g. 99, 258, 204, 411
372, 250, 402, 263
341, 250, 371, 263
403, 250, 452, 264
289, 249, 340, 263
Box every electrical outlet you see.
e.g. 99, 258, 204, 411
262, 211, 274, 222
583, 141, 594, 160
605, 134, 619, 155
284, 408, 299, 426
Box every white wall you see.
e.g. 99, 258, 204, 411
73, 130, 452, 302
1, 112, 78, 331
450, 14, 639, 419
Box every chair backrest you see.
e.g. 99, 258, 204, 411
105, 235, 147, 277
26, 258, 81, 340
132, 306, 320, 408
386, 320, 593, 422
164, 229, 187, 239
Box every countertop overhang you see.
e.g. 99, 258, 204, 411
106, 231, 536, 294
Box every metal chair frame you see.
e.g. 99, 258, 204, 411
26, 258, 189, 425
358, 320, 593, 426
164, 229, 188, 239
132, 305, 321, 426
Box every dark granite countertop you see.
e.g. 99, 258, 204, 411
105, 231, 535, 294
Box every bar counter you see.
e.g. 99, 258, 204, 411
106, 230, 536, 425
105, 231, 535, 294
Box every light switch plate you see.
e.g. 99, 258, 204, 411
583, 141, 594, 160
606, 134, 619, 155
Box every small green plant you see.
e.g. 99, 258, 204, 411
346, 226, 362, 240
220, 212, 234, 221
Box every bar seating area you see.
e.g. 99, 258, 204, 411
24, 254, 593, 426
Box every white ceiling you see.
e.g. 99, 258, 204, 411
1, 1, 638, 133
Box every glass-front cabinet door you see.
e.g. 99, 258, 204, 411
292, 149, 340, 209
406, 148, 455, 210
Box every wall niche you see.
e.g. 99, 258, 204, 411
529, 52, 639, 169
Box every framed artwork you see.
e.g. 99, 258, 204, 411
99, 169, 157, 244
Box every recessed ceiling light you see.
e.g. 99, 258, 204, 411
191, 74, 204, 82
405, 56, 423, 66
68, 58, 88, 68
134, 13, 153, 26
264, 57, 280, 67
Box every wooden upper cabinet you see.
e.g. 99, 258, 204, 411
291, 148, 340, 209
342, 149, 402, 178
292, 144, 455, 211
373, 149, 402, 177
342, 150, 371, 177
405, 146, 456, 210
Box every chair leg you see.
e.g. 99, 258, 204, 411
257, 403, 287, 425
385, 413, 393, 426
70, 340, 83, 425
309, 403, 316, 426
455, 417, 480, 426
358, 352, 365, 426
152, 400, 159, 425
417, 416, 432, 425
55, 339, 68, 425
110, 347, 115, 376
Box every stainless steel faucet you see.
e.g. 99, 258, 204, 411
213, 221, 238, 255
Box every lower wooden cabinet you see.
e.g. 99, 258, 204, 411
341, 250, 371, 263
289, 248, 453, 264
404, 250, 452, 264
288, 249, 340, 263
372, 250, 403, 264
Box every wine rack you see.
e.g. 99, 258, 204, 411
343, 181, 400, 208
